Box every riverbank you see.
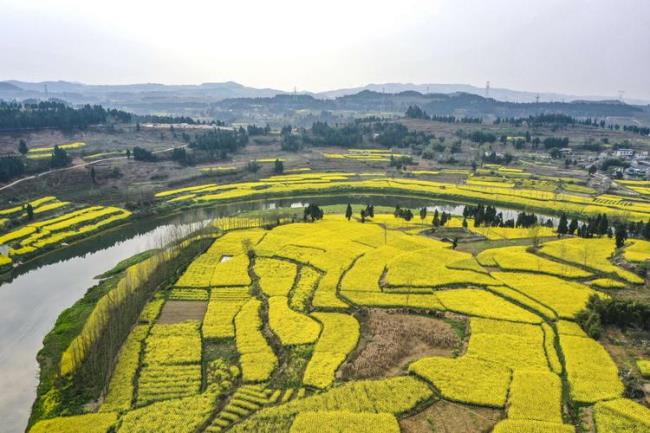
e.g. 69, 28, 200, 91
28, 235, 213, 429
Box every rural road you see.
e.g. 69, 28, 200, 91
0, 144, 188, 193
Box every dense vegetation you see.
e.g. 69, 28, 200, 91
0, 155, 25, 182
578, 296, 650, 338
189, 128, 249, 159
0, 101, 131, 130
30, 238, 211, 425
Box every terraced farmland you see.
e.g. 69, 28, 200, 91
0, 196, 132, 268
28, 209, 650, 433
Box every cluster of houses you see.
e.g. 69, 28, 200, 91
560, 147, 649, 179
612, 148, 650, 178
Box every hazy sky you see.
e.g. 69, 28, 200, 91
1, 0, 649, 99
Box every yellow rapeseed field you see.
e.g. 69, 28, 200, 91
41, 207, 650, 432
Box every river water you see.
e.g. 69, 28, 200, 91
0, 196, 556, 433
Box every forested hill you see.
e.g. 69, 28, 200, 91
0, 101, 200, 131
215, 91, 644, 119
0, 101, 132, 130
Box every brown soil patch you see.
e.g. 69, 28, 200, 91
579, 407, 595, 433
341, 309, 461, 379
400, 400, 502, 433
157, 300, 207, 324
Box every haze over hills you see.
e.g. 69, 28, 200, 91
0, 80, 282, 102
2, 80, 649, 106
2, 80, 649, 127
316, 83, 650, 106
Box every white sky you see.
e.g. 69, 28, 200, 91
1, 0, 649, 99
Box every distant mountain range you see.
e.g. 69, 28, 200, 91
211, 91, 645, 124
316, 83, 650, 106
2, 80, 648, 105
1, 80, 648, 126
0, 80, 281, 103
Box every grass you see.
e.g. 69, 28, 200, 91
269, 344, 314, 389
456, 237, 557, 255
31, 275, 120, 424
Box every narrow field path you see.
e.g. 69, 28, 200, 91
0, 144, 188, 192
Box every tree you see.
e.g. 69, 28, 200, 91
440, 212, 448, 226
273, 158, 284, 174
615, 224, 627, 249
528, 225, 541, 248
452, 237, 458, 249
568, 218, 579, 235
588, 165, 597, 175
432, 209, 440, 227
405, 105, 429, 119
132, 146, 156, 162
25, 203, 34, 220
419, 207, 427, 222
0, 156, 25, 182
303, 204, 324, 222
345, 204, 352, 221
126, 149, 131, 159
90, 166, 97, 184
644, 220, 650, 241
360, 209, 366, 223
281, 133, 302, 152
18, 139, 28, 155
557, 213, 568, 235
598, 214, 609, 237
462, 218, 468, 228
171, 147, 189, 165
247, 160, 260, 173
50, 145, 70, 168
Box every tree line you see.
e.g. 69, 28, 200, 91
188, 127, 249, 159
578, 295, 650, 339
557, 212, 650, 243
463, 204, 551, 229
0, 101, 131, 130
405, 105, 481, 123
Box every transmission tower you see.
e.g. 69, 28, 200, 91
617, 90, 625, 102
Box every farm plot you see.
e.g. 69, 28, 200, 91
477, 246, 591, 278
0, 200, 131, 265
540, 237, 644, 284
137, 321, 202, 404
155, 172, 650, 221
